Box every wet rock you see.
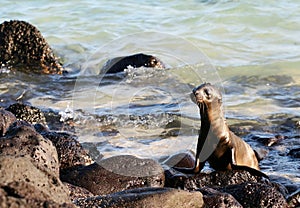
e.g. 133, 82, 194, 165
253, 147, 269, 161
0, 20, 63, 74
0, 181, 75, 208
280, 116, 300, 130
219, 182, 288, 208
102, 53, 165, 74
34, 123, 50, 133
161, 151, 195, 169
248, 133, 285, 146
268, 175, 298, 196
199, 187, 243, 208
64, 183, 94, 202
75, 187, 204, 208
1, 124, 59, 175
39, 130, 94, 170
164, 167, 188, 188
0, 121, 73, 206
0, 108, 16, 136
166, 169, 265, 190
259, 85, 300, 108
287, 188, 300, 208
6, 103, 47, 125
81, 142, 103, 163
43, 109, 76, 132
288, 148, 300, 158
0, 156, 72, 206
161, 151, 196, 188
61, 155, 165, 195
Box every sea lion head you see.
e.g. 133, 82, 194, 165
145, 55, 165, 69
192, 83, 222, 108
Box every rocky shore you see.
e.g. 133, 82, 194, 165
0, 103, 298, 207
0, 20, 299, 207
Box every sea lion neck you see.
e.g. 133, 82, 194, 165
194, 83, 228, 139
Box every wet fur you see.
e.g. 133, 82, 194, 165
175, 83, 267, 178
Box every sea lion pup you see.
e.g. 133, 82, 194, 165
102, 53, 165, 74
175, 83, 267, 177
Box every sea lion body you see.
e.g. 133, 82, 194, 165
207, 131, 259, 171
175, 83, 260, 174
103, 53, 165, 74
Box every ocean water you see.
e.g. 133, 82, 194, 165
0, 0, 299, 189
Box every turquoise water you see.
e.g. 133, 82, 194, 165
2, 0, 299, 67
0, 1, 299, 187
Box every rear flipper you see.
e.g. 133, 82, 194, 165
231, 164, 269, 179
230, 147, 269, 179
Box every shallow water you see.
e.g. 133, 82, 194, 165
0, 0, 299, 190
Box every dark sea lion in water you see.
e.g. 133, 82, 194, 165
102, 53, 165, 74
0, 20, 63, 74
175, 83, 267, 177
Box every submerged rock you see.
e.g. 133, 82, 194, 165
0, 20, 63, 74
61, 155, 165, 195
75, 187, 204, 208
288, 148, 300, 158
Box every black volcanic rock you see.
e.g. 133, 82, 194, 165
0, 108, 16, 136
1, 124, 59, 175
6, 103, 47, 125
199, 187, 243, 208
219, 182, 288, 208
75, 187, 204, 208
39, 130, 94, 170
0, 20, 63, 74
61, 155, 165, 195
0, 123, 73, 206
